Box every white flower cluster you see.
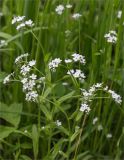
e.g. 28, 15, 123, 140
80, 103, 90, 113
55, 5, 65, 15
20, 60, 36, 76
18, 59, 39, 102
55, 4, 72, 15
72, 53, 86, 64
48, 58, 62, 72
65, 53, 86, 64
81, 83, 103, 101
108, 89, 122, 104
72, 13, 82, 20
12, 16, 34, 30
104, 30, 117, 43
3, 73, 14, 84
15, 53, 29, 64
67, 69, 85, 82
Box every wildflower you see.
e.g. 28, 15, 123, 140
72, 13, 82, 19
56, 120, 62, 126
108, 90, 122, 104
106, 133, 112, 138
104, 30, 117, 43
21, 78, 28, 84
3, 73, 13, 84
0, 40, 7, 46
67, 69, 86, 81
48, 58, 62, 72
30, 74, 37, 80
15, 53, 29, 64
12, 16, 34, 30
55, 5, 64, 15
66, 4, 72, 9
117, 10, 122, 19
12, 16, 25, 24
25, 19, 34, 27
25, 91, 38, 102
93, 117, 98, 125
72, 53, 86, 64
97, 124, 103, 131
16, 23, 25, 30
20, 64, 31, 75
65, 59, 72, 63
104, 86, 108, 91
80, 103, 90, 113
28, 60, 36, 67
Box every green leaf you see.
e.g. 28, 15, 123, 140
57, 91, 75, 104
0, 103, 22, 127
0, 125, 15, 139
52, 138, 68, 159
70, 130, 80, 142
19, 155, 32, 160
39, 104, 52, 121
32, 124, 39, 160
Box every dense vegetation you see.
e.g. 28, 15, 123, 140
0, 0, 124, 159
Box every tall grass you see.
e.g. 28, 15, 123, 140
0, 0, 124, 159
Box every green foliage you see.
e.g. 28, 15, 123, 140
0, 0, 124, 159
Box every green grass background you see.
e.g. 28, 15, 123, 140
0, 0, 124, 159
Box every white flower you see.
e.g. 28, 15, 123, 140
117, 10, 122, 19
21, 78, 28, 84
80, 103, 90, 113
67, 69, 86, 81
3, 73, 13, 84
0, 40, 7, 46
66, 4, 72, 9
26, 91, 38, 102
20, 65, 31, 75
72, 53, 86, 64
108, 90, 122, 104
25, 19, 34, 27
106, 133, 112, 138
16, 23, 26, 30
93, 117, 98, 125
104, 30, 117, 43
97, 124, 103, 131
30, 74, 37, 80
94, 83, 103, 88
65, 59, 72, 63
104, 86, 108, 91
12, 16, 25, 24
28, 60, 36, 67
55, 5, 64, 15
15, 53, 29, 64
56, 120, 62, 126
48, 58, 62, 71
72, 13, 82, 19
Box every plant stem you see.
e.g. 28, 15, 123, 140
73, 114, 87, 160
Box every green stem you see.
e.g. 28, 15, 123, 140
73, 114, 87, 160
